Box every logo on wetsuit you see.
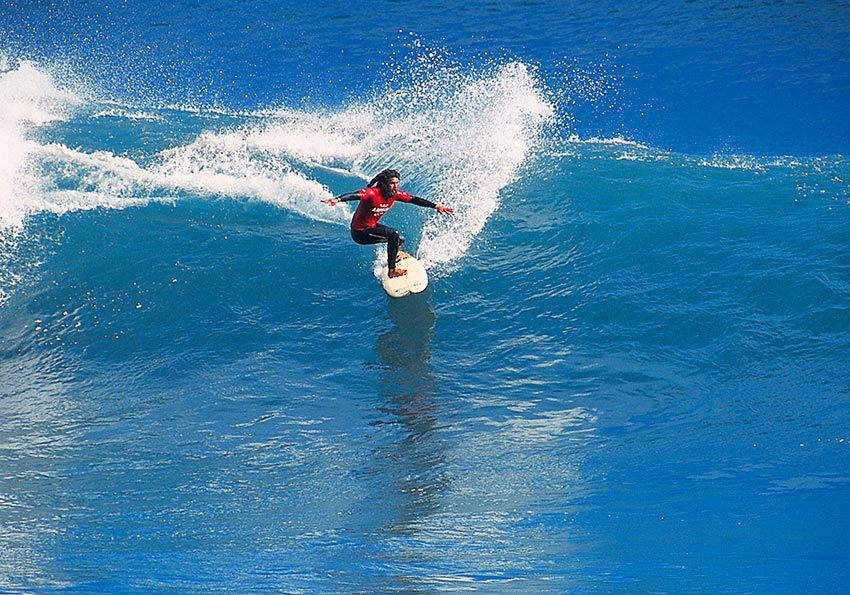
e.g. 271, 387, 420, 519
371, 203, 392, 218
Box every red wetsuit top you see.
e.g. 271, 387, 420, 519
336, 187, 435, 230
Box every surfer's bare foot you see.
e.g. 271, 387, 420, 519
388, 267, 407, 278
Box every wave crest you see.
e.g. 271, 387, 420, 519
1, 56, 554, 272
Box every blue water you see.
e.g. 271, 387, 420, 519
2, 1, 849, 592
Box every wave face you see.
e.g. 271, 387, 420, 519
2, 3, 850, 593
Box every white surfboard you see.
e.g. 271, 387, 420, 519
380, 251, 428, 298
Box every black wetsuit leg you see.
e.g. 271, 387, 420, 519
351, 225, 404, 269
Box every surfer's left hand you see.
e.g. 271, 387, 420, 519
435, 204, 454, 214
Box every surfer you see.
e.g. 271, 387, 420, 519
322, 169, 454, 277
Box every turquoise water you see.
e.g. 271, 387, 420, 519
2, 1, 850, 592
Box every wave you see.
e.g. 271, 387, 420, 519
0, 56, 555, 273
4, 52, 843, 304
145, 59, 556, 270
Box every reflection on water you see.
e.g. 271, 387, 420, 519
376, 291, 435, 381
371, 291, 450, 533
368, 291, 603, 590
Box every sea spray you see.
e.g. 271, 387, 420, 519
130, 58, 554, 270
0, 61, 81, 231
0, 60, 81, 305
151, 129, 348, 224
0, 64, 348, 229
400, 62, 553, 268
2, 56, 556, 280
245, 58, 554, 270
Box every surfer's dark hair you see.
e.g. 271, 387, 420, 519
367, 169, 401, 195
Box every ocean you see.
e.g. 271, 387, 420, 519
1, 1, 849, 592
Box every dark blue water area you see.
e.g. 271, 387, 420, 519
4, 0, 850, 155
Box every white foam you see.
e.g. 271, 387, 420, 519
152, 128, 349, 224
21, 136, 346, 227
270, 60, 556, 270
0, 60, 350, 233
403, 62, 553, 268
247, 109, 373, 166
136, 59, 554, 260
696, 154, 805, 171
0, 61, 81, 230
580, 135, 649, 149
0, 60, 79, 126
0, 57, 553, 267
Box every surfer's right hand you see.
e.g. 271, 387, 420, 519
322, 197, 339, 206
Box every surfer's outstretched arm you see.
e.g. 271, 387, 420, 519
322, 192, 361, 206
408, 195, 454, 214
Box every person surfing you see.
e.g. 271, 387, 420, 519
322, 169, 454, 277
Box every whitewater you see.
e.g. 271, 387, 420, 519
1, 57, 553, 275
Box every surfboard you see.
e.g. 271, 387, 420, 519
380, 251, 428, 298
